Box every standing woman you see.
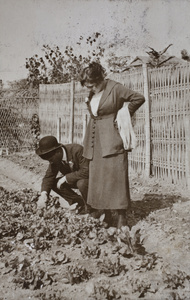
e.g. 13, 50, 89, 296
79, 62, 145, 228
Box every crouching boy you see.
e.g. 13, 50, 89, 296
36, 135, 89, 212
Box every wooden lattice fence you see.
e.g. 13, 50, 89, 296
39, 63, 190, 190
149, 65, 190, 187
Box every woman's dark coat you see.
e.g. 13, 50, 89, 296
83, 79, 145, 160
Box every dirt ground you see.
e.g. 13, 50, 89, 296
0, 151, 190, 300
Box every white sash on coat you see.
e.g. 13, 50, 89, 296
116, 103, 137, 151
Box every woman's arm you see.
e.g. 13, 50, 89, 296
115, 83, 145, 116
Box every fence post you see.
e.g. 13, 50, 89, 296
57, 117, 61, 142
185, 115, 190, 190
69, 79, 75, 143
143, 63, 151, 177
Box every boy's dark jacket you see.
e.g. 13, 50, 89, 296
41, 144, 89, 194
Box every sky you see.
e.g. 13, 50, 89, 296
0, 0, 190, 85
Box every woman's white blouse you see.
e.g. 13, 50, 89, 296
90, 91, 104, 116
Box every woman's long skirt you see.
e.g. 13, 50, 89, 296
87, 130, 131, 210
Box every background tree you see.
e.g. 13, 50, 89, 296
25, 55, 48, 88
25, 32, 136, 88
25, 32, 106, 87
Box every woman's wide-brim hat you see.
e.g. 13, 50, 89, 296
36, 136, 62, 156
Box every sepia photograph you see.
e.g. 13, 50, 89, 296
0, 0, 190, 299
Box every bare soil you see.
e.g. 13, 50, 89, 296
0, 152, 190, 300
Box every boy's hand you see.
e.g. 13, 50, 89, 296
37, 191, 48, 209
57, 176, 66, 189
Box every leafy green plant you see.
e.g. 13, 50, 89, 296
64, 263, 92, 284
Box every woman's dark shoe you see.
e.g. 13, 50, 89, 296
117, 213, 128, 229
103, 210, 113, 228
84, 204, 93, 214
90, 209, 102, 219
